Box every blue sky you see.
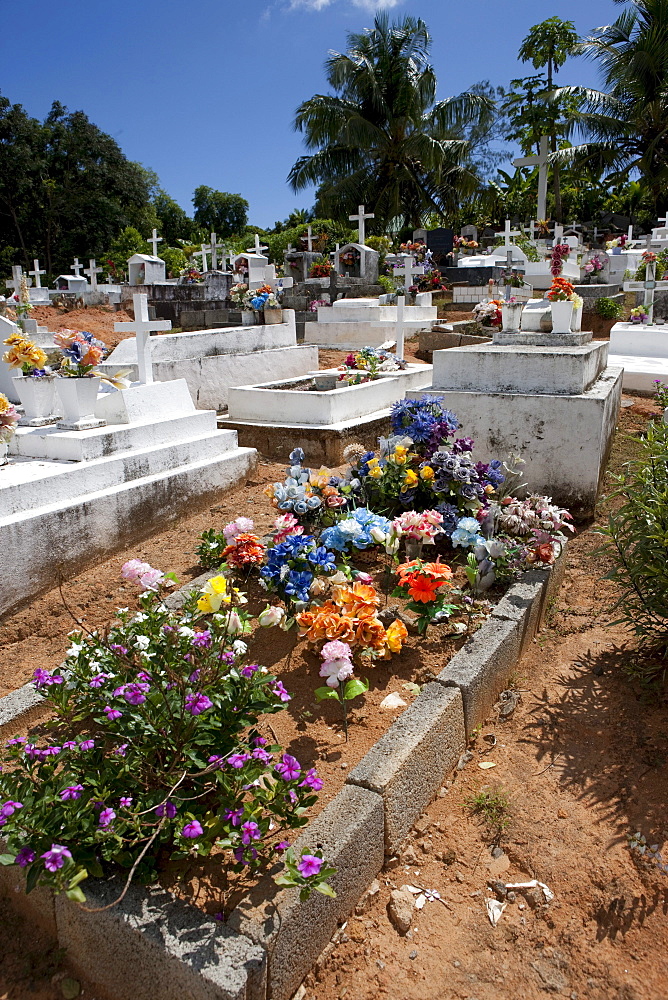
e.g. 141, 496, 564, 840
4, 0, 619, 228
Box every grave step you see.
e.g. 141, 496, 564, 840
12, 411, 217, 462
0, 428, 240, 517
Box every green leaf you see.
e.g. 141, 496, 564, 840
315, 686, 340, 702
314, 882, 337, 898
0, 854, 16, 866
65, 886, 87, 904
342, 677, 369, 701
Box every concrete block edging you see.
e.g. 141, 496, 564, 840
0, 554, 563, 1000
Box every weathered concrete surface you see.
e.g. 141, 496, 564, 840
0, 683, 47, 740
347, 683, 465, 853
55, 881, 266, 1000
435, 617, 523, 736
228, 785, 384, 1000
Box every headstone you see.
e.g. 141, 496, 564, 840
127, 254, 166, 286
425, 227, 454, 265
348, 204, 374, 246
148, 228, 163, 257
84, 258, 102, 291
581, 249, 610, 285
461, 224, 478, 242
29, 259, 46, 288
334, 243, 379, 283
113, 292, 172, 384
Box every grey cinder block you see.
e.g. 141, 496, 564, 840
55, 881, 266, 1000
229, 784, 384, 1000
346, 683, 465, 853
435, 617, 522, 735
0, 683, 46, 740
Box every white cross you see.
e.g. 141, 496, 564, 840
84, 258, 102, 290
5, 265, 23, 292
245, 233, 268, 258
394, 254, 423, 288
303, 225, 314, 252
513, 135, 549, 221
494, 219, 522, 249
106, 274, 113, 285
204, 232, 223, 270
148, 228, 163, 257
71, 257, 83, 277
219, 248, 232, 271
657, 213, 668, 229
285, 243, 296, 254
627, 224, 634, 244
195, 245, 209, 273
113, 293, 172, 385
29, 259, 46, 288
525, 220, 538, 241
624, 261, 668, 324
349, 204, 374, 246
553, 224, 564, 245
373, 294, 407, 360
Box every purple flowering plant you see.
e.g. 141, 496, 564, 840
274, 846, 337, 901
0, 582, 331, 904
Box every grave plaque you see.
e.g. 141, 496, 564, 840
426, 227, 454, 267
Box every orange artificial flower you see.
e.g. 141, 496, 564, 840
354, 617, 387, 650
396, 560, 421, 583
406, 576, 443, 604
421, 560, 454, 584
333, 583, 381, 619
385, 619, 408, 653
222, 533, 266, 567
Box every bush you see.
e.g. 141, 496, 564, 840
599, 421, 668, 679
595, 296, 624, 320
0, 576, 330, 902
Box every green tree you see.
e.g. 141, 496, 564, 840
153, 188, 194, 244
104, 227, 148, 281
556, 0, 668, 216
192, 187, 249, 237
518, 17, 579, 221
288, 14, 491, 229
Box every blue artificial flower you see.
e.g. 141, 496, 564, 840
436, 502, 461, 537
451, 517, 486, 550
307, 547, 337, 572
289, 448, 305, 464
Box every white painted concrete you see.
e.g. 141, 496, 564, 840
607, 353, 668, 392
94, 379, 195, 424
228, 374, 403, 426
431, 341, 608, 395
609, 322, 668, 357
311, 364, 433, 393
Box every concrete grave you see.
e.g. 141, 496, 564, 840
128, 254, 166, 285
334, 243, 379, 284
304, 296, 436, 350
608, 320, 668, 392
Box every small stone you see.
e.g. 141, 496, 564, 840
340, 762, 348, 769
455, 871, 465, 883
453, 960, 461, 968
457, 750, 474, 770
507, 891, 516, 903
403, 846, 418, 864
409, 950, 418, 960
388, 888, 415, 934
376, 960, 385, 970
557, 809, 569, 819
355, 878, 381, 915
60, 980, 81, 1000
491, 846, 504, 859
441, 848, 456, 865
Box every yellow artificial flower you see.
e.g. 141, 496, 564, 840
385, 619, 408, 654
197, 575, 247, 613
394, 445, 408, 457
420, 466, 435, 481
0, 392, 10, 414
309, 466, 333, 489
485, 484, 495, 494
3, 334, 26, 346
367, 457, 380, 469
403, 469, 418, 488
368, 466, 384, 479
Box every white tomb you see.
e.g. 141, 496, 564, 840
408, 331, 623, 516
128, 253, 166, 285
1, 295, 257, 617
232, 253, 270, 290
608, 321, 668, 392
304, 296, 436, 349
54, 274, 88, 295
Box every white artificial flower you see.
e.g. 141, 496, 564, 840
178, 626, 195, 638
134, 635, 151, 650
232, 640, 248, 656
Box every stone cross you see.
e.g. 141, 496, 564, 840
195, 245, 209, 273
657, 212, 668, 229
525, 220, 538, 241
373, 294, 407, 360
495, 220, 522, 250
624, 261, 668, 324
513, 135, 549, 221
84, 258, 102, 290
349, 204, 374, 246
113, 293, 172, 385
29, 259, 46, 288
627, 224, 634, 244
553, 224, 564, 245
5, 265, 23, 292
394, 255, 423, 289
71, 257, 83, 277
246, 233, 269, 258
148, 228, 163, 257
504, 249, 515, 301
286, 243, 296, 254
303, 226, 314, 252
203, 232, 225, 270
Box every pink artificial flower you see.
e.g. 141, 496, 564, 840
120, 559, 152, 583
320, 640, 352, 662
272, 513, 303, 544
222, 516, 254, 542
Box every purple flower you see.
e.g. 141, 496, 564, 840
275, 754, 301, 782
228, 752, 250, 769
207, 755, 223, 769
89, 673, 109, 688
192, 630, 212, 649
155, 800, 177, 818
223, 808, 244, 827
0, 800, 22, 819
24, 744, 38, 757
39, 746, 61, 758
241, 821, 261, 845
185, 692, 213, 715
189, 669, 201, 683
274, 841, 290, 853
80, 740, 95, 751
109, 644, 128, 655
270, 681, 291, 703
124, 682, 150, 705
119, 797, 133, 808
60, 785, 84, 801
114, 743, 129, 757
299, 768, 323, 791
15, 847, 35, 868
41, 844, 72, 872
136, 671, 152, 683
219, 651, 235, 664
254, 736, 268, 747
251, 748, 273, 764
181, 820, 203, 839
240, 663, 260, 678
297, 854, 324, 878
62, 741, 78, 750
6, 737, 27, 746
33, 669, 63, 688
99, 808, 116, 828
103, 706, 123, 721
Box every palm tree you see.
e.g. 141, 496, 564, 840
287, 14, 491, 230
556, 0, 668, 215
518, 16, 579, 221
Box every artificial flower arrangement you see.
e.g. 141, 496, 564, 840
308, 257, 334, 279
229, 282, 249, 308
583, 255, 604, 277
498, 268, 525, 289
472, 299, 503, 327
264, 292, 281, 310
337, 344, 406, 384
0, 391, 19, 443
630, 305, 649, 324
453, 236, 479, 251
5, 274, 33, 326
409, 268, 447, 294
180, 265, 203, 284
399, 241, 428, 261
2, 334, 49, 376
0, 564, 335, 904
340, 248, 359, 269
549, 242, 571, 277
53, 329, 106, 377
264, 448, 349, 522
546, 277, 575, 302
245, 284, 274, 313
308, 298, 331, 313
606, 234, 628, 250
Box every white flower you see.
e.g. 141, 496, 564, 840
223, 610, 244, 635
370, 526, 386, 543
329, 571, 348, 585
178, 626, 195, 638
258, 606, 286, 627
134, 635, 151, 650
132, 613, 148, 623
232, 640, 248, 655
67, 643, 84, 656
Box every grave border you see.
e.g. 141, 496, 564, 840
0, 551, 564, 1000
